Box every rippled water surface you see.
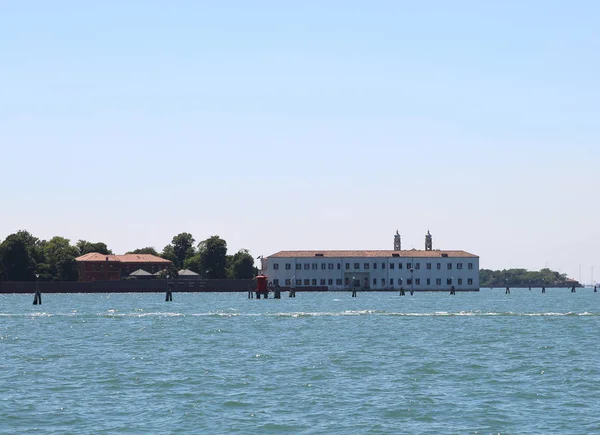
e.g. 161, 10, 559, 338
1, 289, 600, 434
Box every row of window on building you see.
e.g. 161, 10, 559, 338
272, 277, 475, 287
272, 261, 474, 271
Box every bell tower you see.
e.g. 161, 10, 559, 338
425, 230, 433, 251
394, 230, 401, 251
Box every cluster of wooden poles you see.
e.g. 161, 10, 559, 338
26, 285, 599, 305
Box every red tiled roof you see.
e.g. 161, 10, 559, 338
75, 253, 121, 262
267, 250, 478, 258
117, 254, 171, 263
75, 253, 171, 263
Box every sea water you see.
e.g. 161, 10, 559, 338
1, 289, 599, 434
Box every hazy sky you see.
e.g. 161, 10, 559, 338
1, 1, 599, 282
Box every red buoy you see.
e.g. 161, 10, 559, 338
256, 274, 268, 294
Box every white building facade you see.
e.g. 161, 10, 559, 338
264, 250, 479, 291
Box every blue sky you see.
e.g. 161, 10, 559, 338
1, 1, 599, 281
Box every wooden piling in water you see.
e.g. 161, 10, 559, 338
33, 290, 42, 305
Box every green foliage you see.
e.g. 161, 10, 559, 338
44, 237, 80, 281
160, 244, 178, 267
171, 232, 196, 270
183, 253, 203, 275
198, 235, 228, 279
0, 230, 41, 281
226, 249, 256, 279
155, 268, 178, 279
127, 247, 160, 256
76, 240, 113, 256
480, 268, 579, 287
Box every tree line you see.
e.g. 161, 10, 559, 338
0, 230, 257, 282
480, 268, 581, 287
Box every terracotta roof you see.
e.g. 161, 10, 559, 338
267, 250, 478, 258
75, 253, 121, 262
76, 253, 171, 263
117, 254, 171, 263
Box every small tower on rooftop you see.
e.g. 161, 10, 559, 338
394, 230, 401, 251
425, 230, 433, 251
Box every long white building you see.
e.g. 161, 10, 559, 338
264, 231, 480, 291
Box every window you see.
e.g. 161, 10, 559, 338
390, 278, 394, 285
312, 263, 318, 270
354, 263, 359, 269
447, 263, 452, 270
398, 263, 403, 270
468, 278, 473, 285
468, 263, 473, 270
273, 279, 279, 285
296, 263, 301, 270
304, 279, 309, 286
273, 263, 279, 270
390, 263, 395, 270
457, 263, 463, 270
336, 279, 342, 285
285, 263, 291, 270
311, 279, 317, 285
373, 263, 377, 269
382, 263, 386, 269
344, 277, 350, 285
364, 263, 370, 270
426, 263, 432, 270
458, 278, 463, 285
447, 278, 453, 285
285, 279, 291, 285
321, 263, 326, 270
345, 263, 350, 270
296, 279, 301, 286
337, 263, 341, 270
407, 263, 412, 269
415, 278, 420, 285
304, 264, 310, 270
415, 263, 420, 270
398, 278, 403, 285
436, 278, 441, 285
328, 263, 334, 270
426, 278, 431, 285
328, 279, 333, 285
320, 279, 326, 285
382, 278, 386, 285
437, 263, 441, 270
373, 278, 377, 285
407, 278, 412, 285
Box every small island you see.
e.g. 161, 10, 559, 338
480, 268, 581, 288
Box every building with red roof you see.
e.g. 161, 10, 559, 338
75, 253, 172, 282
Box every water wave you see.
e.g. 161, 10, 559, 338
0, 310, 598, 318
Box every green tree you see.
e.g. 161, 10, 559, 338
45, 236, 80, 281
161, 244, 179, 267
226, 249, 256, 279
183, 253, 203, 274
127, 247, 160, 256
76, 240, 113, 256
0, 230, 42, 281
198, 235, 228, 279
171, 233, 195, 269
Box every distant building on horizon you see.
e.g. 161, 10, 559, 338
75, 253, 172, 282
264, 230, 480, 291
